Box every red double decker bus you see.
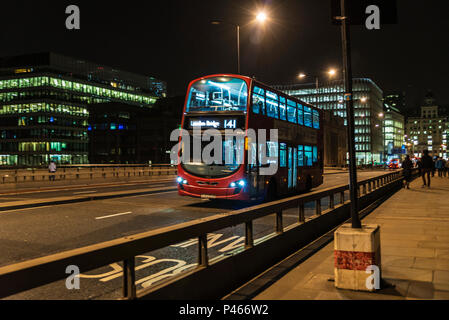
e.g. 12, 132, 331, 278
176, 74, 324, 201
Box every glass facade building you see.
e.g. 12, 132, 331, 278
273, 78, 384, 165
383, 104, 405, 161
0, 53, 166, 166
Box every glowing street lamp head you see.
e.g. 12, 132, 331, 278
256, 11, 268, 23
298, 73, 306, 79
361, 97, 368, 103
328, 69, 337, 77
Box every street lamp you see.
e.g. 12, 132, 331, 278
256, 11, 268, 24
211, 11, 268, 75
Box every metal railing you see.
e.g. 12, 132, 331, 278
0, 165, 177, 184
0, 169, 412, 299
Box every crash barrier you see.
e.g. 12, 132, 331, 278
0, 165, 177, 184
0, 169, 418, 300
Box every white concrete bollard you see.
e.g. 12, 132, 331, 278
334, 224, 381, 292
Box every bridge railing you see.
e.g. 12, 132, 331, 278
0, 165, 177, 184
0, 169, 415, 300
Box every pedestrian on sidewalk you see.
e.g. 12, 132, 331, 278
442, 158, 447, 178
432, 157, 437, 177
436, 157, 444, 177
420, 150, 434, 188
48, 161, 57, 181
445, 159, 449, 178
402, 155, 413, 189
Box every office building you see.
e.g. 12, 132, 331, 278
383, 104, 405, 161
405, 93, 448, 158
0, 52, 166, 166
274, 78, 384, 165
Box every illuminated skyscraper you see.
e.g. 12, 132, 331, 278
0, 52, 166, 166
273, 78, 384, 165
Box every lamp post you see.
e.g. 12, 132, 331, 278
211, 11, 268, 75
335, 0, 361, 229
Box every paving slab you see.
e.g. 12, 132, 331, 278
254, 176, 449, 300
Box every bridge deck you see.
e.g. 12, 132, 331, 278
253, 175, 449, 300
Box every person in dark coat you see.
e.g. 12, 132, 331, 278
402, 155, 413, 189
420, 150, 434, 188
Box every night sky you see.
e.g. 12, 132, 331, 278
1, 0, 448, 112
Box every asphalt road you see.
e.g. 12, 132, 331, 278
0, 178, 175, 202
1, 170, 389, 300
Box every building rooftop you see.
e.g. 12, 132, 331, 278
0, 52, 166, 98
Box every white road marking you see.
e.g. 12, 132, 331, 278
121, 190, 178, 199
95, 212, 133, 220
73, 191, 98, 195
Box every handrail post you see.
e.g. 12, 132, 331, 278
245, 221, 254, 249
276, 211, 283, 234
315, 199, 322, 216
298, 202, 305, 223
329, 193, 335, 209
123, 257, 136, 300
198, 235, 209, 267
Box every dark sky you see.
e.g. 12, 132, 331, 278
1, 0, 448, 112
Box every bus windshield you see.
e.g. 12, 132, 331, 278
186, 77, 248, 112
181, 137, 244, 178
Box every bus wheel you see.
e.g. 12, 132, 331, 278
305, 176, 313, 192
266, 180, 277, 202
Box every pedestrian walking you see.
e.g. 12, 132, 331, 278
401, 155, 413, 189
48, 161, 57, 181
442, 158, 448, 178
420, 150, 434, 188
432, 157, 437, 177
436, 157, 444, 177
445, 159, 449, 178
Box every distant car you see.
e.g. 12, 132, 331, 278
388, 158, 401, 169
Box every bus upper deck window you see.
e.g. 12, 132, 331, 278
298, 104, 304, 126
279, 97, 287, 121
313, 110, 320, 129
287, 100, 297, 123
266, 91, 279, 119
304, 106, 312, 127
252, 93, 265, 114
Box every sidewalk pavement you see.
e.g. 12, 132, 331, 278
254, 175, 449, 300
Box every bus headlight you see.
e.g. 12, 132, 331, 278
177, 177, 183, 184
229, 180, 245, 188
